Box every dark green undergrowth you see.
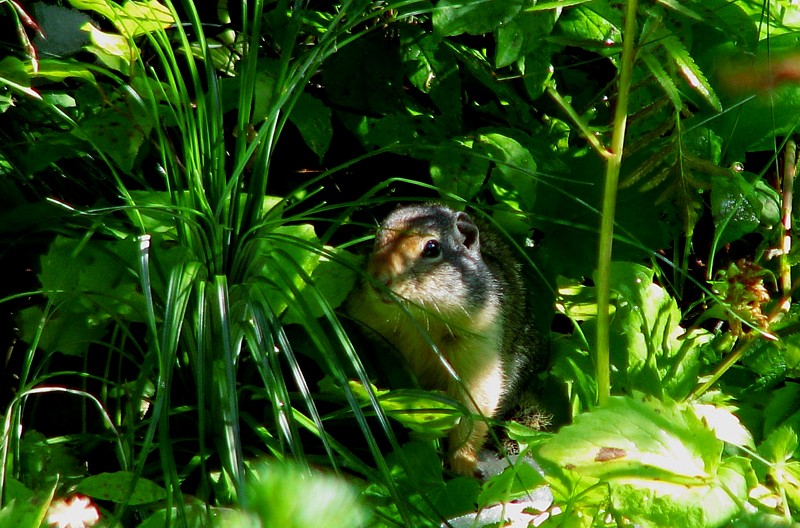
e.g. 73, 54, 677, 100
2, 0, 800, 526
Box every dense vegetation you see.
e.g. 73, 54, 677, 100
2, 0, 800, 526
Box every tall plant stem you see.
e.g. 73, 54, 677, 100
779, 139, 796, 312
596, 0, 639, 406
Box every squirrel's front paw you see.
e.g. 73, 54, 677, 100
449, 447, 479, 476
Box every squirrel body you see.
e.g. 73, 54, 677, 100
347, 204, 542, 476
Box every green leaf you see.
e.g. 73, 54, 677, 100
758, 425, 800, 509
243, 462, 368, 528
556, 2, 622, 46
75, 104, 153, 173
69, 0, 174, 38
82, 23, 136, 74
610, 456, 751, 528
30, 59, 95, 83
433, 0, 523, 37
283, 248, 359, 325
495, 9, 559, 69
400, 26, 462, 117
478, 461, 546, 507
536, 396, 750, 527
711, 172, 781, 247
75, 472, 168, 505
289, 93, 332, 161
22, 236, 147, 355
661, 36, 721, 112
476, 132, 537, 211
430, 140, 489, 200
347, 381, 459, 436
641, 52, 682, 109
537, 396, 723, 480
553, 262, 713, 402
249, 224, 323, 319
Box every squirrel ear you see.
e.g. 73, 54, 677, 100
455, 212, 480, 251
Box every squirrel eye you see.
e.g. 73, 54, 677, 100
422, 239, 441, 258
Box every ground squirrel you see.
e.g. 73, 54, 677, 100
347, 203, 544, 476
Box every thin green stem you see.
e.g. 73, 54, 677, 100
780, 139, 796, 311
547, 85, 612, 160
596, 0, 639, 406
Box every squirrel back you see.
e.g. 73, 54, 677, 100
346, 203, 544, 475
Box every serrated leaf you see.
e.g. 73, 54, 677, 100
641, 52, 682, 109
662, 36, 721, 112
759, 426, 800, 510
553, 262, 712, 402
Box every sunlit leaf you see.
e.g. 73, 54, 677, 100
662, 36, 721, 112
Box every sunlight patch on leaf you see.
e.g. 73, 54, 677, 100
536, 396, 752, 528
69, 0, 173, 38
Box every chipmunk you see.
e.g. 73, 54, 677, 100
346, 203, 544, 476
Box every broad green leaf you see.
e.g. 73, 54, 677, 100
347, 381, 459, 436
289, 93, 332, 161
75, 104, 153, 173
556, 2, 622, 46
433, 0, 523, 37
76, 472, 166, 505
283, 248, 359, 325
82, 23, 135, 74
711, 171, 781, 247
249, 224, 323, 318
477, 132, 538, 211
495, 9, 559, 69
70, 0, 173, 37
692, 404, 755, 450
400, 26, 462, 116
610, 456, 751, 528
430, 140, 489, 200
758, 425, 800, 510
553, 262, 713, 402
19, 305, 107, 357
243, 462, 368, 528
22, 236, 148, 355
0, 56, 31, 88
537, 396, 723, 481
379, 441, 480, 521
478, 461, 546, 507
29, 59, 95, 83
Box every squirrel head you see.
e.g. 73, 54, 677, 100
364, 204, 491, 314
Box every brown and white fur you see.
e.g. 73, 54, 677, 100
347, 204, 542, 476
